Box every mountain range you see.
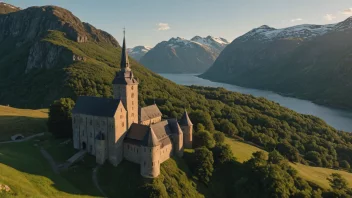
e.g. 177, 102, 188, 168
200, 17, 352, 110
127, 45, 152, 61
139, 36, 229, 73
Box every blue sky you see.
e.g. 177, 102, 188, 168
3, 0, 352, 47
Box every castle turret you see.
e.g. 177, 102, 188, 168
112, 30, 139, 128
179, 110, 193, 149
95, 132, 107, 165
174, 123, 184, 157
140, 127, 160, 178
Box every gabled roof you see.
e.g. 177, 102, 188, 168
179, 110, 193, 126
139, 104, 162, 122
125, 120, 174, 147
72, 96, 121, 117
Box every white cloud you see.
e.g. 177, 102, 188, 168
290, 18, 303, 23
157, 23, 170, 31
343, 8, 352, 16
324, 14, 336, 21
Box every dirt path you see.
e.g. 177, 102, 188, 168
40, 147, 59, 174
0, 133, 44, 144
92, 165, 107, 197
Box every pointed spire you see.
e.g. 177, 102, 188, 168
143, 126, 160, 147
179, 109, 193, 126
120, 28, 131, 72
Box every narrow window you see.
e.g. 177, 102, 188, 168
131, 86, 134, 90
90, 133, 92, 138
131, 93, 134, 98
132, 101, 134, 105
131, 113, 134, 117
122, 122, 124, 127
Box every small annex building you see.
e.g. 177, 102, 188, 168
71, 32, 193, 178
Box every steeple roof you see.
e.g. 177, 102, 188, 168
179, 110, 193, 126
112, 30, 138, 85
120, 29, 131, 72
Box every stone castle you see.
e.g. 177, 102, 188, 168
71, 33, 193, 178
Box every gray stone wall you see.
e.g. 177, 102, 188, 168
140, 116, 162, 125
123, 143, 141, 164
160, 144, 172, 163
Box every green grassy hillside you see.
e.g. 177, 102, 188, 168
225, 137, 352, 189
0, 140, 95, 197
0, 105, 48, 141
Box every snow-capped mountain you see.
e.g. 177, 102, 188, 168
191, 36, 229, 52
127, 46, 152, 61
140, 36, 229, 73
201, 16, 352, 110
239, 16, 352, 42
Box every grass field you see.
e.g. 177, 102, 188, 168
0, 139, 96, 197
225, 137, 352, 189
0, 105, 48, 141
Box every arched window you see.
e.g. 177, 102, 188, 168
131, 86, 134, 90
131, 93, 134, 98
131, 113, 134, 117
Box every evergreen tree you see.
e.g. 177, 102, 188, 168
48, 98, 75, 138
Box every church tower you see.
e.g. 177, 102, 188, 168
113, 31, 139, 128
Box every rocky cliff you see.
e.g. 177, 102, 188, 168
0, 4, 121, 107
201, 17, 352, 110
0, 5, 118, 73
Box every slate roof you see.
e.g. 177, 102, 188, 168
142, 127, 160, 147
139, 104, 162, 122
72, 96, 121, 117
179, 110, 193, 126
125, 120, 179, 147
168, 119, 183, 134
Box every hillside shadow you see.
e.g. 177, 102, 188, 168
0, 139, 102, 197
0, 115, 47, 141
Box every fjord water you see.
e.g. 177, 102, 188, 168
159, 73, 352, 132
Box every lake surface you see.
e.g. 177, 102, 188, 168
159, 73, 352, 132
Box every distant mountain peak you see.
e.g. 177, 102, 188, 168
127, 46, 152, 61
239, 17, 352, 43
0, 2, 21, 14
